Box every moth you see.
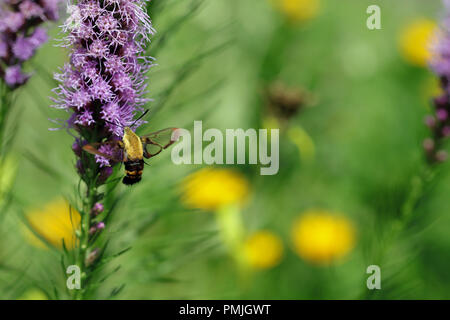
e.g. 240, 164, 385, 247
82, 117, 179, 185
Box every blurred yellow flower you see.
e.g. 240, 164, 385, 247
244, 231, 284, 269
24, 198, 80, 249
18, 288, 48, 300
180, 168, 249, 211
399, 19, 437, 67
271, 0, 320, 23
291, 210, 355, 265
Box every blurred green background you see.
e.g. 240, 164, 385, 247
1, 0, 450, 299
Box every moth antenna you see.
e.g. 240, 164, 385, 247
131, 109, 149, 128
104, 118, 125, 129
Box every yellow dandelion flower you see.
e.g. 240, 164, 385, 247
180, 168, 249, 211
271, 0, 320, 23
23, 198, 81, 249
291, 209, 356, 265
399, 19, 438, 67
244, 231, 284, 269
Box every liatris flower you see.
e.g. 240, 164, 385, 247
427, 1, 450, 163
53, 0, 154, 179
51, 0, 154, 297
0, 0, 61, 88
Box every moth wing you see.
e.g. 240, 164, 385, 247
141, 127, 179, 158
82, 142, 124, 162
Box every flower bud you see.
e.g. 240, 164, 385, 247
423, 138, 435, 153
97, 166, 112, 185
85, 248, 100, 266
72, 140, 82, 157
89, 222, 105, 235
424, 115, 436, 128
442, 126, 450, 137
91, 202, 104, 216
437, 109, 449, 121
76, 159, 85, 175
436, 150, 448, 162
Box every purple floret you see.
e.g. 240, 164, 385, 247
4, 65, 28, 86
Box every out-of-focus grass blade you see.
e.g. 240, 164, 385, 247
98, 265, 121, 284
109, 283, 126, 298
169, 79, 224, 111
26, 80, 53, 119
150, 0, 206, 56
30, 62, 58, 89
22, 150, 64, 182
147, 40, 232, 120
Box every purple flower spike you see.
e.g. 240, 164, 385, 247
427, 1, 450, 163
52, 0, 155, 190
0, 0, 62, 88
53, 0, 155, 141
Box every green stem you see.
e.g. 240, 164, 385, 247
0, 82, 13, 206
215, 204, 250, 283
0, 82, 13, 158
72, 157, 100, 300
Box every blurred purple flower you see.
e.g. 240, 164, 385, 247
426, 1, 450, 163
4, 65, 28, 86
0, 0, 61, 88
12, 37, 35, 60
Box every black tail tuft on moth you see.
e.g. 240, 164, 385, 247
122, 175, 142, 185
123, 159, 144, 185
